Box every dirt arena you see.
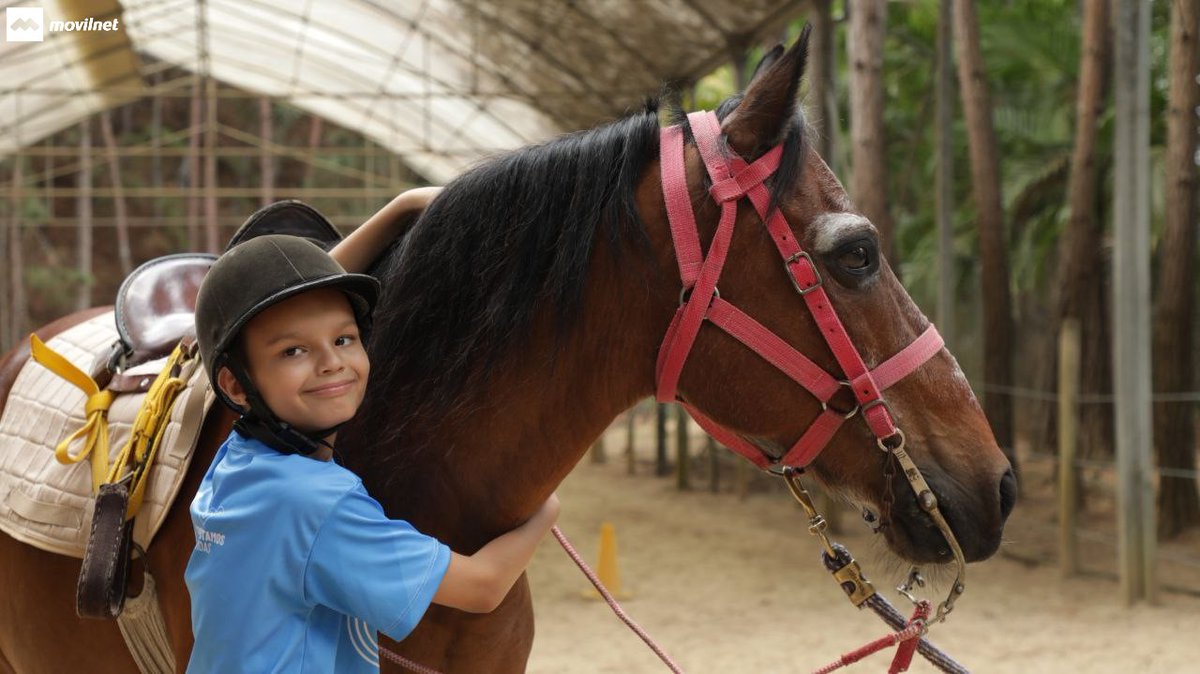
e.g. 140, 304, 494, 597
523, 428, 1200, 673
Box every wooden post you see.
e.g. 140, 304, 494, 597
625, 408, 636, 476
655, 403, 669, 477
675, 405, 690, 490
589, 430, 607, 465
1112, 0, 1157, 605
707, 435, 719, 493
1058, 318, 1080, 578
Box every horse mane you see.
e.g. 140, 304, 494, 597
353, 93, 810, 452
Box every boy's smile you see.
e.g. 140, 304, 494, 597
219, 288, 369, 440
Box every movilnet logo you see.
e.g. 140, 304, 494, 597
6, 7, 44, 42
5, 6, 122, 43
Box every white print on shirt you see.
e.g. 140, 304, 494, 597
193, 507, 225, 553
347, 617, 379, 667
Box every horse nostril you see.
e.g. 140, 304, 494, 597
998, 468, 1018, 521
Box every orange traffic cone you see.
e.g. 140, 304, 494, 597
582, 522, 631, 600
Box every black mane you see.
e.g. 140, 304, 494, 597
355, 94, 810, 442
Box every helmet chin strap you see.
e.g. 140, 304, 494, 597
227, 361, 341, 456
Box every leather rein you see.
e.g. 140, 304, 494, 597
654, 110, 966, 627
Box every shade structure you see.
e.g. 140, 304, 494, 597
1, 0, 808, 182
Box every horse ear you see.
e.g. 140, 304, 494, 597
722, 24, 812, 157
747, 43, 785, 86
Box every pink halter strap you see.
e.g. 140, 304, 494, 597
655, 111, 944, 469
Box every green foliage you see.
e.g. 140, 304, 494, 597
25, 265, 89, 315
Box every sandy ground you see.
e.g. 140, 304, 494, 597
523, 440, 1200, 673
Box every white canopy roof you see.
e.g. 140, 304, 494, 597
2, 0, 807, 183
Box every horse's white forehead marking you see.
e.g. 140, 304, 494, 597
810, 212, 874, 253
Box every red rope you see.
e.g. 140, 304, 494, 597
812, 601, 931, 674
378, 643, 442, 674
552, 526, 686, 673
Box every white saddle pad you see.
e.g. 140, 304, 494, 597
0, 312, 213, 558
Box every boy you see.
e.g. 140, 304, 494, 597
186, 198, 559, 673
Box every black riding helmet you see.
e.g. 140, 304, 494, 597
195, 234, 379, 454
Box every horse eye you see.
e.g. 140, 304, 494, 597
837, 246, 870, 271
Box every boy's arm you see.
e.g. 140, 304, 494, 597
329, 186, 442, 273
432, 494, 560, 613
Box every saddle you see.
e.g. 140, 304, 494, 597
110, 254, 216, 373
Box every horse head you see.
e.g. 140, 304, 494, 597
652, 30, 1015, 565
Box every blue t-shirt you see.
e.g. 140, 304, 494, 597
185, 431, 450, 673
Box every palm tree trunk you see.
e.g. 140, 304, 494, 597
848, 0, 898, 269
953, 0, 1016, 466
1154, 0, 1200, 538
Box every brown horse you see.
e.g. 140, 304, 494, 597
0, 34, 1014, 673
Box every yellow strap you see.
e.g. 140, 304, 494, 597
29, 334, 198, 521
29, 334, 113, 492
110, 343, 194, 520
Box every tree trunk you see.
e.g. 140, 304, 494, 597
1040, 0, 1114, 467
77, 119, 94, 311
260, 96, 275, 207
100, 109, 133, 275
8, 156, 26, 347
204, 74, 220, 254
1154, 0, 1200, 538
0, 162, 10, 349
848, 0, 898, 269
809, 0, 837, 163
187, 75, 202, 251
935, 0, 955, 347
675, 405, 690, 490
655, 402, 669, 477
953, 0, 1016, 466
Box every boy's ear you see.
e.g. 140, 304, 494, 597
217, 366, 249, 409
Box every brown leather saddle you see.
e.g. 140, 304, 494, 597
111, 253, 216, 374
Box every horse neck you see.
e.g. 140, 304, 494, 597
363, 233, 669, 552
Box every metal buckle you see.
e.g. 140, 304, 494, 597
784, 250, 823, 295
679, 284, 720, 307
821, 380, 859, 419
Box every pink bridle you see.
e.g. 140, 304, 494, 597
655, 110, 944, 469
